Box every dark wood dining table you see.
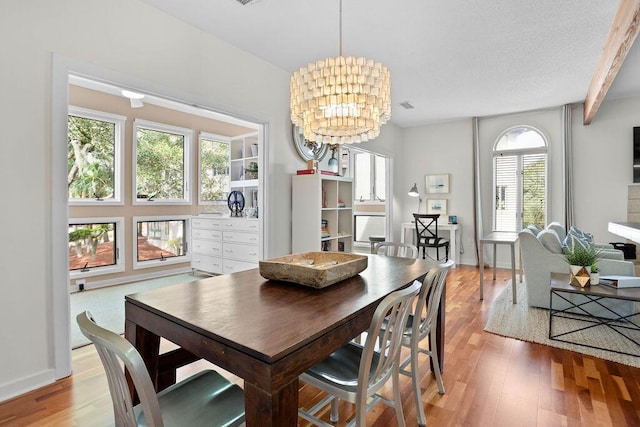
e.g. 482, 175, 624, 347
124, 254, 440, 426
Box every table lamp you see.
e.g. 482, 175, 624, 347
408, 183, 422, 214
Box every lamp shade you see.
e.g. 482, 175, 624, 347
408, 183, 419, 197
290, 55, 391, 145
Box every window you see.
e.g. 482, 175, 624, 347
199, 132, 231, 204
67, 106, 125, 204
493, 126, 547, 232
352, 151, 387, 202
68, 217, 124, 278
133, 216, 189, 269
134, 120, 192, 204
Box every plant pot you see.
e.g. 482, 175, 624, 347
569, 264, 591, 287
590, 272, 599, 285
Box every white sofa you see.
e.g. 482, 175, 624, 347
519, 227, 635, 316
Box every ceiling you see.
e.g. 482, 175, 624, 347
139, 0, 640, 128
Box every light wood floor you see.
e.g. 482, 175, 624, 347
2, 265, 640, 426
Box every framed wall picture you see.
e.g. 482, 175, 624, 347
426, 199, 448, 216
425, 174, 450, 194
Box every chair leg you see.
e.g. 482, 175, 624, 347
445, 245, 449, 262
330, 398, 339, 423
430, 328, 445, 395
392, 364, 407, 427
411, 338, 427, 427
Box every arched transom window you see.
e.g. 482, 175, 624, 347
493, 126, 548, 232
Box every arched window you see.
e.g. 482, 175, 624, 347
493, 126, 547, 232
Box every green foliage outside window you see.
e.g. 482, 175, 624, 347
136, 128, 185, 200
67, 115, 115, 199
522, 158, 545, 229
200, 139, 230, 202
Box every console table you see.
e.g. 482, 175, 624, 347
479, 231, 520, 303
401, 222, 460, 267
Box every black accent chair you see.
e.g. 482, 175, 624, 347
413, 213, 449, 261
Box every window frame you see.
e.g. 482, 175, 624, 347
198, 131, 232, 205
350, 149, 388, 206
133, 119, 193, 205
132, 215, 191, 270
67, 106, 125, 206
492, 125, 548, 232
69, 216, 125, 279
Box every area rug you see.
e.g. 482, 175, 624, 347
484, 279, 640, 368
70, 273, 205, 349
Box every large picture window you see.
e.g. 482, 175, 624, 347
199, 132, 231, 204
67, 106, 124, 204
493, 126, 547, 232
133, 216, 189, 269
134, 120, 192, 204
68, 217, 124, 278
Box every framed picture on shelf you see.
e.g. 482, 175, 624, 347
425, 174, 449, 193
426, 199, 448, 215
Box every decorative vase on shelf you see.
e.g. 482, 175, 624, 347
590, 272, 600, 285
569, 264, 591, 287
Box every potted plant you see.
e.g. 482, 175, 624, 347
590, 263, 600, 285
564, 245, 600, 287
245, 162, 258, 180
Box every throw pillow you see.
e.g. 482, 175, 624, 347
527, 224, 542, 235
562, 226, 594, 252
537, 229, 563, 254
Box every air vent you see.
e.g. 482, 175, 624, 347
399, 101, 414, 110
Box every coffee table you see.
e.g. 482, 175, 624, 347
549, 273, 640, 357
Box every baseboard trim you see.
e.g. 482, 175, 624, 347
0, 369, 56, 404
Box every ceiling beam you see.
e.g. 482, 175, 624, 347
583, 0, 640, 125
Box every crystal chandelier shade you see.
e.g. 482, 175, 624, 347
289, 2, 391, 145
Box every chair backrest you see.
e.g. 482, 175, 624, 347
375, 242, 419, 259
413, 213, 441, 243
358, 280, 421, 398
412, 260, 453, 340
76, 311, 164, 427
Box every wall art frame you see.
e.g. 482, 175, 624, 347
426, 199, 448, 216
425, 173, 450, 194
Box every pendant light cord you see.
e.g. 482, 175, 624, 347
339, 0, 343, 56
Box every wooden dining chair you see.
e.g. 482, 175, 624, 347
375, 241, 419, 259
413, 213, 449, 261
76, 311, 245, 427
392, 260, 453, 427
298, 281, 421, 427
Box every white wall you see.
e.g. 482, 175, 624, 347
0, 0, 298, 402
399, 119, 476, 265
571, 98, 638, 243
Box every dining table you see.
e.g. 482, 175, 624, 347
124, 254, 440, 426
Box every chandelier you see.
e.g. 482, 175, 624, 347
290, 0, 391, 145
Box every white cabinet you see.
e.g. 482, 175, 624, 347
191, 215, 259, 274
292, 174, 353, 253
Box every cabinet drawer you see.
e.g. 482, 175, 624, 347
191, 239, 222, 256
222, 242, 259, 262
223, 231, 258, 244
223, 258, 257, 274
191, 253, 222, 274
222, 219, 259, 232
192, 228, 222, 240
192, 218, 222, 230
